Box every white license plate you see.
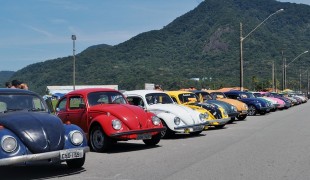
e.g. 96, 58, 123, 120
137, 133, 152, 140
60, 149, 84, 160
193, 125, 203, 131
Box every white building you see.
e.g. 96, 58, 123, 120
46, 85, 118, 95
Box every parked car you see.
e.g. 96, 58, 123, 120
208, 91, 248, 120
223, 90, 270, 116
190, 90, 239, 122
0, 88, 89, 167
123, 90, 209, 138
55, 88, 166, 152
166, 91, 230, 128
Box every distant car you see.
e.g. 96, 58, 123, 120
208, 91, 248, 120
166, 91, 230, 128
190, 90, 239, 122
0, 88, 89, 167
224, 91, 270, 116
123, 90, 209, 138
55, 88, 166, 152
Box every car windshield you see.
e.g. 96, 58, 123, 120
178, 93, 198, 103
211, 92, 227, 99
87, 91, 127, 106
0, 94, 47, 113
145, 93, 174, 105
195, 92, 213, 101
253, 93, 262, 97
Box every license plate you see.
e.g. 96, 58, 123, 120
60, 149, 84, 160
137, 133, 152, 140
193, 125, 203, 131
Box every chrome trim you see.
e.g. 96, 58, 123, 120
0, 147, 90, 166
174, 121, 209, 130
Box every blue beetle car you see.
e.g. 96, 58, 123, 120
224, 90, 270, 116
0, 88, 89, 167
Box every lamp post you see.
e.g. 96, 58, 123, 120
284, 50, 308, 90
240, 9, 284, 91
71, 35, 76, 90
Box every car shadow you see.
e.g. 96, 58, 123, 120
162, 133, 206, 140
0, 164, 86, 180
103, 142, 162, 154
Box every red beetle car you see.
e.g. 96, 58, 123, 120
55, 88, 165, 152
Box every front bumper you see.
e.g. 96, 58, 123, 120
174, 121, 209, 131
0, 147, 90, 166
228, 112, 240, 118
208, 118, 230, 126
110, 127, 166, 137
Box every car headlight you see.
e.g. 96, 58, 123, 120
1, 135, 17, 152
152, 116, 161, 126
243, 104, 248, 110
69, 130, 84, 146
232, 106, 237, 112
174, 117, 181, 125
112, 119, 122, 130
199, 113, 208, 121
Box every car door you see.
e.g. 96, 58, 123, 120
56, 95, 88, 132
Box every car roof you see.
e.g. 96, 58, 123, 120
123, 90, 167, 97
0, 88, 39, 96
66, 88, 119, 96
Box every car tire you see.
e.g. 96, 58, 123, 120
237, 114, 247, 120
160, 121, 175, 138
90, 125, 112, 152
143, 133, 161, 146
66, 155, 85, 168
247, 105, 257, 116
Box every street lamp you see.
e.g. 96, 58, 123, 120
71, 35, 76, 90
284, 50, 308, 90
240, 9, 284, 91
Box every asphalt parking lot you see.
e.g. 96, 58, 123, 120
1, 101, 310, 180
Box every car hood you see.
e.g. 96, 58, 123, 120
148, 104, 201, 124
0, 111, 65, 154
89, 104, 150, 129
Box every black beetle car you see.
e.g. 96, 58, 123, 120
0, 88, 89, 167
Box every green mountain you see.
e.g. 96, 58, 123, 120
8, 0, 310, 95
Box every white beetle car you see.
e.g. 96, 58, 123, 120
123, 90, 209, 138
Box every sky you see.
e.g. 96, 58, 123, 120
0, 0, 309, 72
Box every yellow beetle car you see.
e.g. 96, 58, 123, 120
166, 91, 230, 128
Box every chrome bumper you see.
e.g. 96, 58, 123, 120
174, 121, 209, 130
208, 118, 230, 126
0, 147, 90, 166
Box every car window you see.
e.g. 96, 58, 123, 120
87, 91, 127, 106
178, 93, 198, 103
57, 98, 67, 111
127, 96, 145, 107
145, 93, 173, 105
0, 94, 47, 112
69, 96, 85, 109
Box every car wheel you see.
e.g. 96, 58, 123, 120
228, 117, 235, 123
247, 105, 257, 116
90, 125, 112, 152
66, 155, 85, 168
190, 130, 203, 136
160, 121, 175, 138
143, 133, 161, 146
237, 114, 247, 120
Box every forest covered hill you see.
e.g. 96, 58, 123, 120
6, 0, 310, 95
